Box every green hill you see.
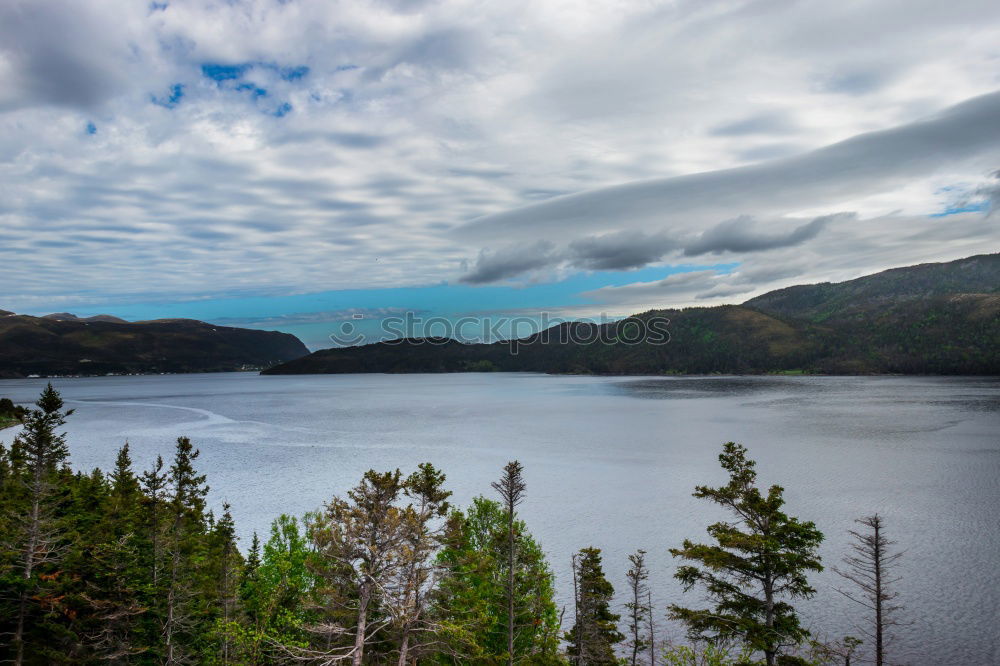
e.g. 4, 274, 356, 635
0, 314, 309, 378
264, 253, 1000, 376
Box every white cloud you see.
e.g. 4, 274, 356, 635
0, 0, 999, 313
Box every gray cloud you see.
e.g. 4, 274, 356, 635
0, 0, 127, 110
568, 231, 677, 270
683, 214, 839, 256
460, 241, 558, 284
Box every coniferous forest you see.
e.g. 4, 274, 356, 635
1, 387, 903, 665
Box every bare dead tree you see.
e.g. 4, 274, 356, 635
646, 589, 656, 666
491, 460, 526, 666
393, 463, 450, 665
625, 549, 652, 666
834, 515, 903, 666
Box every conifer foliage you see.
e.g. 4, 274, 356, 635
668, 442, 825, 666
0, 387, 858, 664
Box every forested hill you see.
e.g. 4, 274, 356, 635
0, 312, 309, 378
264, 253, 1000, 376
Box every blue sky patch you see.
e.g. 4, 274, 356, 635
152, 83, 185, 108
930, 201, 989, 217
85, 122, 97, 135
201, 63, 252, 82
273, 102, 293, 118
279, 65, 310, 81
235, 82, 268, 98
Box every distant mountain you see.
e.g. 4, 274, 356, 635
42, 312, 129, 324
265, 253, 1000, 376
0, 313, 309, 378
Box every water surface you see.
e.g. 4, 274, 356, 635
1, 373, 997, 664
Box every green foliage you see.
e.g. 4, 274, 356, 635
565, 546, 623, 664
434, 496, 562, 663
669, 443, 824, 666
661, 642, 755, 666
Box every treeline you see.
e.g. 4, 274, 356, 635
0, 387, 903, 665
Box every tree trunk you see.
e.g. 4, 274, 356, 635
397, 630, 410, 666
764, 575, 775, 666
353, 581, 370, 666
647, 590, 655, 666
506, 507, 515, 666
14, 461, 45, 665
873, 520, 883, 666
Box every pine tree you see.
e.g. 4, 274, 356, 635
566, 547, 622, 665
434, 496, 561, 663
163, 436, 209, 665
6, 384, 72, 666
209, 503, 241, 664
491, 460, 526, 666
669, 442, 824, 666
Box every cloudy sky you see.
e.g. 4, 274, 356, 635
2, 0, 999, 347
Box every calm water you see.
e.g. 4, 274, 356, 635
1, 373, 997, 664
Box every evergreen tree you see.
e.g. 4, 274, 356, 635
163, 436, 209, 664
669, 442, 824, 666
566, 547, 622, 665
492, 460, 526, 666
208, 503, 241, 664
3, 384, 72, 665
434, 496, 561, 664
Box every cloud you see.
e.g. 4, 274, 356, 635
0, 0, 132, 110
711, 112, 799, 137
568, 231, 677, 270
459, 241, 558, 284
0, 0, 999, 323
459, 90, 1000, 242
683, 214, 840, 257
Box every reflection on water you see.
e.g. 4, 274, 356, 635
0, 372, 997, 665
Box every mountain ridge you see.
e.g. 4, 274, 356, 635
264, 253, 1000, 376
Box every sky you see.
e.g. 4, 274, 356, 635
2, 0, 999, 348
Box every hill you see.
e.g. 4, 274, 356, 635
264, 253, 1000, 376
0, 313, 309, 378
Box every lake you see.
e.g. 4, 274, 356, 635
1, 372, 997, 664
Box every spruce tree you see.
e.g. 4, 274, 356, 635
669, 442, 824, 666
163, 436, 209, 664
491, 460, 526, 666
6, 384, 72, 665
566, 547, 622, 665
434, 496, 561, 663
